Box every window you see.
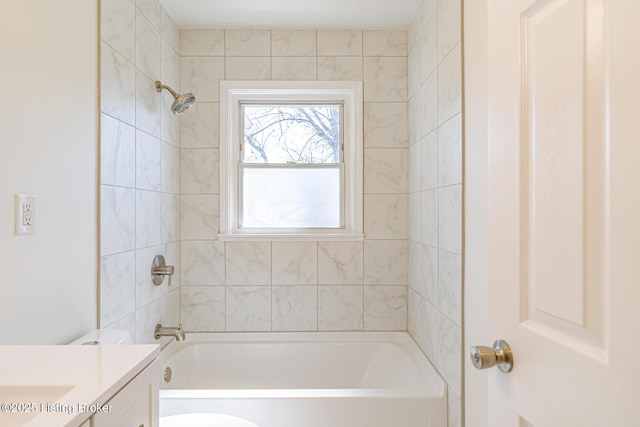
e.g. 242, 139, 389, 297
220, 81, 363, 240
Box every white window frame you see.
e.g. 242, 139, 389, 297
219, 80, 363, 241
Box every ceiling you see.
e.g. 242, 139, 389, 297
160, 0, 421, 29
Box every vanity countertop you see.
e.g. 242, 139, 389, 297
0, 344, 159, 427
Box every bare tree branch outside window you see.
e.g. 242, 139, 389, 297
242, 105, 341, 164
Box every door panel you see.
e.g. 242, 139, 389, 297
476, 0, 640, 426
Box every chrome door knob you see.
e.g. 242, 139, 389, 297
470, 339, 514, 373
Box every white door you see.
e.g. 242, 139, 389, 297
466, 0, 640, 426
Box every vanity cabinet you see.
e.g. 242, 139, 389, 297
91, 359, 159, 427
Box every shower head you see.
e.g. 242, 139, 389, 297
155, 81, 196, 114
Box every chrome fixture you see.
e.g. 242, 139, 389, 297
151, 255, 174, 286
155, 80, 195, 114
163, 367, 172, 383
154, 324, 185, 341
470, 339, 514, 373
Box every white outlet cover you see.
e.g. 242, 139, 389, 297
15, 194, 37, 235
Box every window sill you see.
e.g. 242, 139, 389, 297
218, 233, 365, 242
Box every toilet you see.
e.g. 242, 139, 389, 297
160, 413, 259, 427
68, 329, 131, 345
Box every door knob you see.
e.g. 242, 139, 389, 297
470, 339, 513, 373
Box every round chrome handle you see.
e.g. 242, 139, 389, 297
470, 339, 514, 373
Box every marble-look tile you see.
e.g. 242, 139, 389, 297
317, 57, 362, 81
272, 286, 318, 331
101, 0, 135, 63
161, 141, 180, 193
136, 190, 162, 248
180, 195, 219, 240
103, 312, 136, 342
419, 7, 438, 83
160, 7, 180, 52
418, 297, 440, 363
136, 12, 160, 80
409, 140, 421, 193
135, 245, 165, 308
271, 30, 316, 56
181, 148, 219, 194
160, 40, 180, 146
421, 70, 438, 137
438, 43, 462, 125
163, 241, 181, 289
363, 31, 408, 56
226, 286, 271, 331
407, 46, 420, 99
136, 70, 161, 137
438, 113, 462, 186
421, 244, 439, 304
448, 389, 462, 427
100, 252, 135, 325
363, 194, 408, 239
181, 287, 225, 332
101, 114, 135, 188
436, 313, 462, 396
180, 57, 225, 103
420, 0, 439, 20
407, 288, 422, 343
100, 185, 135, 256
180, 103, 219, 148
364, 240, 408, 285
181, 240, 225, 286
226, 241, 271, 286
318, 241, 364, 285
136, 130, 161, 191
438, 0, 462, 63
272, 242, 317, 285
421, 131, 438, 190
421, 189, 438, 247
317, 30, 362, 56
272, 57, 317, 80
162, 288, 181, 327
135, 298, 163, 345
364, 149, 408, 194
438, 185, 462, 254
364, 57, 408, 102
364, 103, 408, 148
181, 29, 225, 56
408, 192, 421, 243
408, 93, 421, 145
161, 193, 180, 244
439, 249, 462, 326
408, 241, 422, 293
318, 286, 364, 331
135, 0, 161, 30
225, 30, 270, 56
364, 286, 407, 330
225, 57, 271, 80
101, 42, 135, 125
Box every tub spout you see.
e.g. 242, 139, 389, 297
154, 324, 185, 341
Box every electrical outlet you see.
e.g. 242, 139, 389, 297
15, 194, 37, 235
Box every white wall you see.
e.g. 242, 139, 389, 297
0, 0, 98, 344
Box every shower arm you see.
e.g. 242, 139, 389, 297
155, 81, 179, 98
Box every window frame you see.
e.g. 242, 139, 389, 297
219, 80, 364, 241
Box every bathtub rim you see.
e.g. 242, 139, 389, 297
158, 331, 447, 398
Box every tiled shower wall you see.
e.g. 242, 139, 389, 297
178, 29, 410, 332
407, 0, 463, 426
99, 0, 183, 345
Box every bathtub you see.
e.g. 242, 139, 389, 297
158, 332, 447, 427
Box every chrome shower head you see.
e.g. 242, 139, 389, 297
155, 81, 196, 115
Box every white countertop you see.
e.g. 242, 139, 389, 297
0, 344, 159, 427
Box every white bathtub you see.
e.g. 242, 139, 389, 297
158, 332, 447, 427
